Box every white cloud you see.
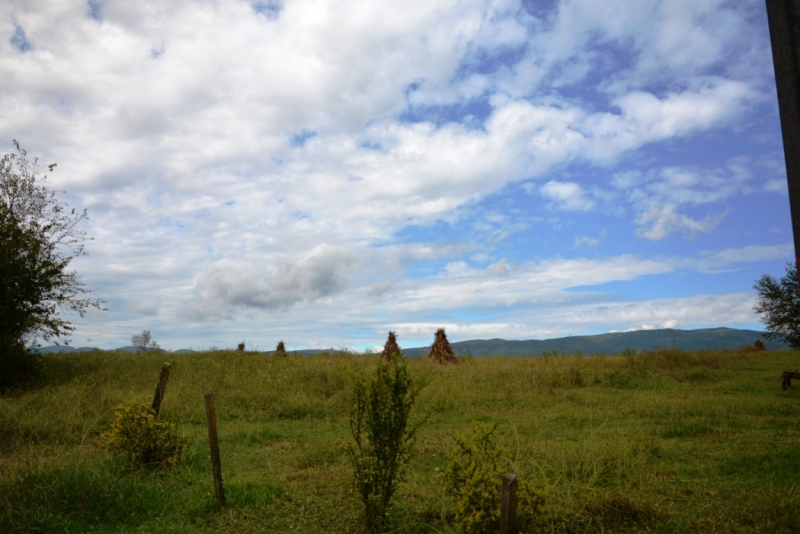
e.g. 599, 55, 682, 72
181, 244, 357, 319
635, 204, 727, 241
687, 243, 793, 271
764, 178, 787, 193
559, 293, 757, 332
627, 324, 656, 332
608, 81, 753, 145
574, 232, 604, 247
540, 181, 594, 211
392, 321, 531, 340
488, 258, 511, 276
443, 261, 478, 277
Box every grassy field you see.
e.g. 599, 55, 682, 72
1, 347, 799, 533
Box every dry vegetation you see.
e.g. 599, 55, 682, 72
380, 331, 401, 362
429, 328, 458, 365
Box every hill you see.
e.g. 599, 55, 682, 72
402, 327, 783, 357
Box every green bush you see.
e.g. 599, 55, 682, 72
345, 354, 419, 533
443, 423, 549, 534
100, 400, 186, 468
0, 338, 41, 391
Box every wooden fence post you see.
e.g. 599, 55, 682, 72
500, 472, 518, 534
151, 363, 171, 417
204, 392, 226, 505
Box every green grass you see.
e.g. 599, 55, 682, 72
0, 347, 798, 532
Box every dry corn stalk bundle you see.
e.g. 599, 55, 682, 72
429, 328, 457, 364
380, 331, 402, 361
275, 340, 288, 357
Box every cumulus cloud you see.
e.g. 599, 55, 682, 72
540, 181, 594, 211
181, 245, 356, 319
488, 258, 511, 276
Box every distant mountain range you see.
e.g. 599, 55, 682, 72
402, 327, 785, 356
33, 327, 787, 357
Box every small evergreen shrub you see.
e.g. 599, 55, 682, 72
443, 423, 549, 534
100, 400, 186, 468
345, 354, 419, 532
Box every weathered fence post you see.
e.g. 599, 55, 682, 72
500, 472, 518, 534
151, 363, 171, 417
204, 392, 226, 505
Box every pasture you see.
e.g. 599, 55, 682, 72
0, 347, 798, 533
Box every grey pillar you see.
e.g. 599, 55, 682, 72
766, 0, 800, 290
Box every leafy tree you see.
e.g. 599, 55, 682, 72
131, 330, 160, 352
753, 262, 800, 349
1, 141, 102, 383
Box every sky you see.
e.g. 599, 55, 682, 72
0, 0, 793, 352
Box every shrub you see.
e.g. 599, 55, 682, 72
100, 400, 186, 468
275, 340, 287, 356
443, 423, 549, 534
0, 338, 41, 390
345, 354, 419, 532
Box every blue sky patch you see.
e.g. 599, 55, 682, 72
87, 0, 103, 21
252, 0, 283, 19
10, 25, 31, 52
291, 130, 317, 147
400, 98, 493, 127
